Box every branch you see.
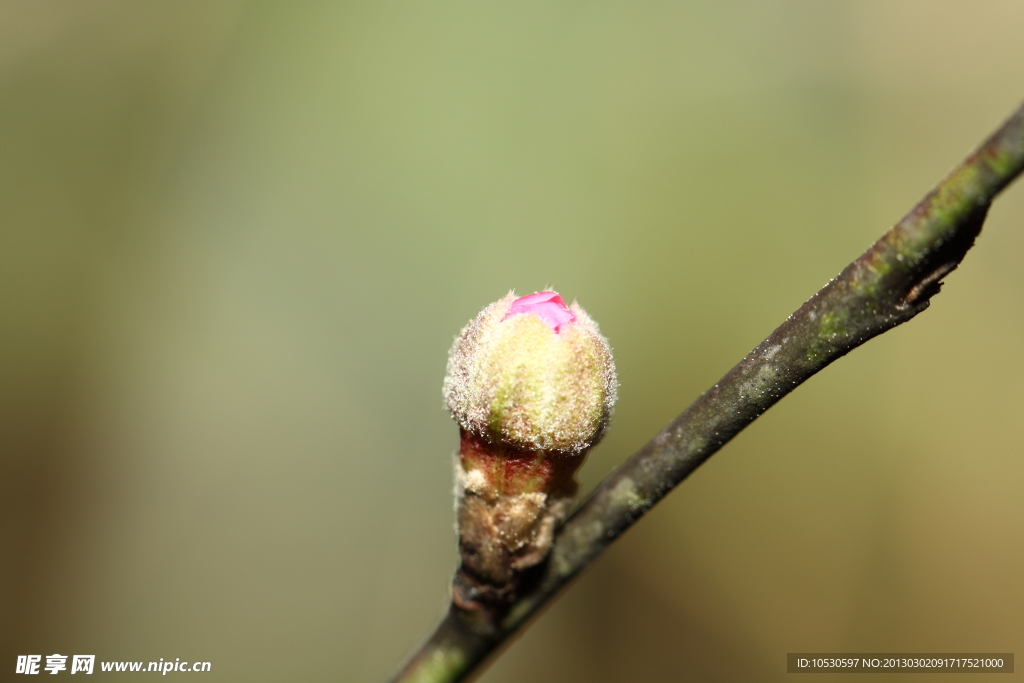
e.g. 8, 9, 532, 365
389, 98, 1024, 683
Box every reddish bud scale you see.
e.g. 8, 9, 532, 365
458, 429, 584, 498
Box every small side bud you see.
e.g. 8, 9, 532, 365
443, 290, 617, 613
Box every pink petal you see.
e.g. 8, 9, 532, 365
503, 291, 576, 332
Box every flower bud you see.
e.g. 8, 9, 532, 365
444, 291, 616, 457
443, 291, 617, 612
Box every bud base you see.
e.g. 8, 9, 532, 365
452, 431, 581, 614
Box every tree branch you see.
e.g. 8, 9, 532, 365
388, 98, 1024, 683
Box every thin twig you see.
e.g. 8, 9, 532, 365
388, 98, 1024, 683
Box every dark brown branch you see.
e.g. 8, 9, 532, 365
389, 98, 1024, 683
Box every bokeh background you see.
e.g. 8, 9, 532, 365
2, 1, 1023, 681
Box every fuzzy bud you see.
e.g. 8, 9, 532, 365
443, 290, 617, 612
444, 291, 616, 457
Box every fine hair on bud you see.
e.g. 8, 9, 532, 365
444, 291, 617, 455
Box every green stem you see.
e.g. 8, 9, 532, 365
387, 98, 1024, 683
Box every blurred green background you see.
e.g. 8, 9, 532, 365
2, 1, 1023, 681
